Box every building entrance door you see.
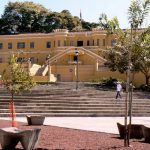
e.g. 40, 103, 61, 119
57, 74, 61, 81
77, 41, 83, 46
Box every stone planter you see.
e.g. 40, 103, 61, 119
26, 115, 45, 125
0, 127, 41, 150
142, 125, 150, 142
117, 122, 143, 139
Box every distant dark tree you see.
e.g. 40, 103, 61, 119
82, 21, 99, 30
44, 10, 81, 32
0, 18, 13, 34
0, 1, 121, 33
44, 12, 62, 32
2, 1, 48, 33
60, 10, 81, 30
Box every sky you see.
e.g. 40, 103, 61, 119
0, 0, 150, 29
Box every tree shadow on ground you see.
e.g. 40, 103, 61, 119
98, 145, 126, 150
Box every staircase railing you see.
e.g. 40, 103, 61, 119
46, 47, 107, 65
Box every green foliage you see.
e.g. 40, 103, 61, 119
105, 0, 150, 85
1, 1, 49, 33
99, 13, 120, 34
44, 12, 62, 32
92, 77, 124, 88
99, 77, 117, 87
132, 27, 150, 85
105, 49, 128, 73
82, 21, 99, 31
105, 26, 150, 85
2, 55, 36, 94
104, 28, 130, 73
128, 0, 150, 28
140, 84, 150, 91
0, 1, 87, 33
0, 1, 100, 34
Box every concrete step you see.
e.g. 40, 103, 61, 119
0, 82, 150, 117
0, 112, 150, 117
0, 109, 149, 115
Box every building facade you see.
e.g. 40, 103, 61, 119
0, 28, 145, 86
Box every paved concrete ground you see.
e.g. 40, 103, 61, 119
1, 117, 150, 134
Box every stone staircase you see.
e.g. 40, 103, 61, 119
35, 65, 47, 76
29, 64, 41, 76
0, 82, 150, 117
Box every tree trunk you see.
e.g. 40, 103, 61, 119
128, 83, 133, 145
145, 75, 149, 85
11, 92, 15, 127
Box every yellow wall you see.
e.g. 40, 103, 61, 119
0, 63, 9, 75
0, 29, 147, 86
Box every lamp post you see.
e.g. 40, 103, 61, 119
75, 48, 79, 90
46, 54, 51, 82
27, 57, 31, 73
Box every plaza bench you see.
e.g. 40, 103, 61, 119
26, 115, 45, 125
117, 122, 143, 139
0, 127, 41, 150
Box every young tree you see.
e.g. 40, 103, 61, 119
105, 0, 150, 85
105, 0, 150, 146
128, 0, 150, 29
2, 55, 35, 127
127, 0, 150, 142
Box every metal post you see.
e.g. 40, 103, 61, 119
28, 58, 31, 73
47, 54, 51, 83
76, 54, 79, 90
75, 48, 79, 90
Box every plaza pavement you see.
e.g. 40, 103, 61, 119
1, 117, 150, 134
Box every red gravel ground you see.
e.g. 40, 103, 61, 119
0, 119, 150, 150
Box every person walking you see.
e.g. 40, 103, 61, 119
116, 81, 122, 99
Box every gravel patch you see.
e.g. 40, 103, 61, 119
0, 119, 150, 150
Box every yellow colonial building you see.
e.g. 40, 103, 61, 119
0, 28, 145, 86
